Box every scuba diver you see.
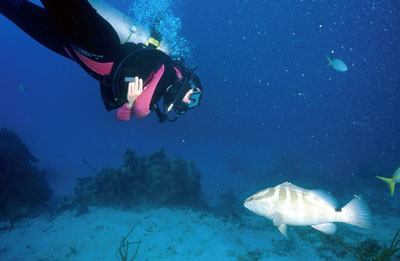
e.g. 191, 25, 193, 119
0, 0, 203, 123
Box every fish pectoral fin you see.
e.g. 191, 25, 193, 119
272, 212, 287, 236
311, 223, 337, 234
278, 224, 287, 236
272, 212, 284, 226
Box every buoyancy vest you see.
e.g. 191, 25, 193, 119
100, 46, 178, 111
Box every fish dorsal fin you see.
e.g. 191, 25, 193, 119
277, 182, 308, 194
309, 189, 338, 208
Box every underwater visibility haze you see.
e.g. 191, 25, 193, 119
0, 0, 399, 260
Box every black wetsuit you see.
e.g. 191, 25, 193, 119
0, 0, 180, 111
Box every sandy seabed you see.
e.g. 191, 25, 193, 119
0, 205, 397, 261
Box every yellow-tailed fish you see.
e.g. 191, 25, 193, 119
244, 182, 371, 236
376, 167, 400, 196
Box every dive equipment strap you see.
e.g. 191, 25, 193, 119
146, 12, 164, 49
146, 37, 161, 49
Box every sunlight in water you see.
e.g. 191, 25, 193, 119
128, 0, 192, 59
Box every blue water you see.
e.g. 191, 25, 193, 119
1, 0, 399, 228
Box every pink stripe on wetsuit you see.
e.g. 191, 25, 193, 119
116, 65, 165, 121
63, 46, 113, 76
72, 49, 113, 76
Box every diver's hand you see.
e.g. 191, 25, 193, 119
127, 77, 143, 109
182, 89, 194, 104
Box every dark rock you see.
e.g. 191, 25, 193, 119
73, 148, 204, 209
0, 128, 52, 222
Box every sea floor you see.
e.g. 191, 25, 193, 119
0, 204, 398, 261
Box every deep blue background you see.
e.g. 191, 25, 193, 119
1, 0, 399, 200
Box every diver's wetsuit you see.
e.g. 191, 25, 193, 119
0, 0, 181, 118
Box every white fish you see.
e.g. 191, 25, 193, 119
244, 182, 371, 236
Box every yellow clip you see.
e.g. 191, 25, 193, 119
146, 37, 161, 49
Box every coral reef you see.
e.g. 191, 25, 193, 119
0, 128, 52, 224
74, 148, 203, 211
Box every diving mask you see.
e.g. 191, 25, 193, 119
154, 67, 203, 122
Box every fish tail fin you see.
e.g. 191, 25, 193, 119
325, 55, 332, 66
341, 196, 372, 229
376, 176, 396, 196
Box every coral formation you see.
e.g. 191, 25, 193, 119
74, 148, 203, 211
0, 128, 52, 224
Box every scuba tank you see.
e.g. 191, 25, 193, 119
88, 0, 147, 44
88, 0, 170, 54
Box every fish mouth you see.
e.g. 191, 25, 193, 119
243, 197, 254, 209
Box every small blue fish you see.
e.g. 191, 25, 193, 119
376, 166, 400, 196
18, 84, 25, 92
326, 55, 348, 72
